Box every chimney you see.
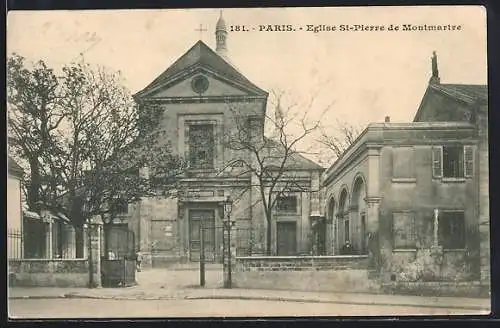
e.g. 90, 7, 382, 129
385, 116, 390, 123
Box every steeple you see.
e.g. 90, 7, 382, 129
430, 51, 440, 84
215, 10, 228, 58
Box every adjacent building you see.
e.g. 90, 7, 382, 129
322, 52, 489, 286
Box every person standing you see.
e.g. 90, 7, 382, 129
136, 250, 143, 272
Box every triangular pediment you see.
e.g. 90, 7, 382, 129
134, 41, 267, 99
145, 69, 253, 98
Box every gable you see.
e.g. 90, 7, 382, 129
148, 71, 249, 98
134, 41, 268, 100
414, 83, 487, 123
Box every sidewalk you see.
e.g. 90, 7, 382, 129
9, 286, 490, 311
8, 268, 490, 311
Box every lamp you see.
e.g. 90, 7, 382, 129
224, 195, 233, 219
222, 195, 234, 288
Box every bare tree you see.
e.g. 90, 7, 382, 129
221, 90, 328, 255
316, 120, 363, 166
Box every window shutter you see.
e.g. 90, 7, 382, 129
432, 146, 443, 178
464, 145, 474, 177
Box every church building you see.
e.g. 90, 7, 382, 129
125, 13, 325, 266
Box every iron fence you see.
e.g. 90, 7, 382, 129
11, 224, 83, 260
53, 225, 79, 259
8, 228, 23, 259
197, 226, 253, 261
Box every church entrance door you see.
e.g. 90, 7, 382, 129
277, 222, 297, 256
189, 210, 216, 262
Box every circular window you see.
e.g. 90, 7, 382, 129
191, 75, 209, 94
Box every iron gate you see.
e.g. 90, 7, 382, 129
101, 224, 136, 287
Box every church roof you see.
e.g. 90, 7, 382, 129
431, 83, 487, 104
264, 138, 325, 171
134, 40, 268, 98
413, 82, 487, 122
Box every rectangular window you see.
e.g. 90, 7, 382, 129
432, 145, 474, 179
392, 212, 416, 249
438, 211, 466, 249
247, 117, 261, 142
276, 196, 298, 213
443, 145, 464, 178
189, 124, 215, 169
393, 147, 415, 178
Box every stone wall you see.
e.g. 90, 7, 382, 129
389, 249, 478, 282
8, 259, 90, 287
233, 255, 380, 293
382, 281, 489, 298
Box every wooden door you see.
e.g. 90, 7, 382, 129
277, 222, 297, 256
316, 220, 326, 255
189, 210, 215, 261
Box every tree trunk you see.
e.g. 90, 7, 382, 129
28, 157, 41, 211
75, 224, 85, 258
103, 223, 111, 258
265, 211, 272, 256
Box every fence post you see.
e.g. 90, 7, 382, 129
200, 223, 205, 287
88, 215, 103, 288
228, 224, 232, 289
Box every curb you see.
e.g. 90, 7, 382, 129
183, 295, 490, 311
10, 295, 68, 300
9, 293, 490, 311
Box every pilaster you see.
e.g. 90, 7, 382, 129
88, 215, 103, 288
366, 145, 382, 198
40, 210, 53, 259
365, 197, 381, 271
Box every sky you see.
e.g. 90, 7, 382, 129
7, 6, 487, 164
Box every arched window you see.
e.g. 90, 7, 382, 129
338, 188, 350, 251
351, 175, 368, 254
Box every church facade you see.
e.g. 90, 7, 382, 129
124, 14, 324, 266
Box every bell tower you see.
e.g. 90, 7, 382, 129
215, 11, 228, 58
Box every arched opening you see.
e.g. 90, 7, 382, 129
328, 197, 336, 222
351, 175, 368, 254
324, 197, 336, 255
337, 188, 350, 253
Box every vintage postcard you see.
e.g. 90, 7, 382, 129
7, 6, 489, 318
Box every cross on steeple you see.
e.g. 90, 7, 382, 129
195, 24, 208, 41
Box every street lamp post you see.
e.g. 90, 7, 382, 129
223, 195, 234, 288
